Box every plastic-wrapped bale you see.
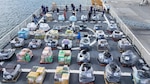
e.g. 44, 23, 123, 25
49, 29, 59, 39
2, 64, 21, 82
46, 12, 53, 22
112, 30, 123, 41
107, 21, 118, 33
18, 28, 30, 39
118, 38, 132, 52
69, 15, 77, 22
10, 37, 25, 48
16, 48, 33, 62
27, 22, 37, 31
62, 39, 72, 50
54, 65, 70, 84
45, 39, 58, 49
81, 15, 87, 21
58, 50, 71, 65
97, 39, 109, 51
96, 30, 105, 39
92, 14, 100, 21
39, 23, 50, 32
119, 50, 138, 67
0, 49, 15, 60
77, 50, 90, 64
34, 30, 45, 39
132, 67, 150, 84
53, 25, 62, 31
28, 39, 42, 49
27, 66, 46, 84
104, 62, 121, 83
58, 14, 65, 21
80, 37, 90, 51
40, 47, 53, 63
58, 50, 65, 64
98, 51, 113, 65
79, 63, 95, 84
93, 24, 102, 31
65, 29, 74, 39
79, 24, 87, 31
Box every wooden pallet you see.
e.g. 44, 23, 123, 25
40, 62, 52, 64
100, 63, 107, 66
80, 82, 94, 84
2, 71, 21, 83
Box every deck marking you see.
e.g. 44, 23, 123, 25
21, 68, 131, 76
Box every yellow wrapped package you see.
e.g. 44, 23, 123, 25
27, 72, 39, 79
56, 66, 63, 73
36, 67, 45, 74
62, 73, 69, 84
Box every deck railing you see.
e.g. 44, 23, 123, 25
103, 1, 150, 66
0, 8, 42, 48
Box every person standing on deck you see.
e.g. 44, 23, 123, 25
71, 3, 75, 11
63, 9, 67, 20
88, 11, 92, 21
77, 32, 81, 43
45, 6, 49, 13
65, 5, 68, 12
32, 14, 38, 24
94, 7, 96, 15
41, 5, 45, 16
79, 4, 82, 12
42, 6, 46, 14
90, 6, 93, 14
56, 8, 59, 15
102, 10, 104, 17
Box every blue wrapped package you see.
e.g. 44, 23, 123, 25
18, 28, 30, 39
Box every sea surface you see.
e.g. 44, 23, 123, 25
0, 0, 91, 37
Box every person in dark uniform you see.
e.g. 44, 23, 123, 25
88, 11, 92, 21
56, 8, 59, 15
90, 6, 93, 14
45, 6, 49, 13
32, 14, 38, 24
71, 3, 75, 11
79, 4, 82, 12
65, 5, 68, 12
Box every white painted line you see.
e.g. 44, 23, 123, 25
21, 69, 31, 72
71, 47, 80, 50
93, 71, 104, 75
21, 68, 131, 76
70, 70, 79, 74
45, 69, 55, 73
121, 72, 131, 76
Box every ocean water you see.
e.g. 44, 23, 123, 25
0, 0, 91, 37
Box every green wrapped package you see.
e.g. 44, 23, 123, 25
48, 56, 53, 62
64, 56, 71, 64
25, 53, 31, 62
58, 56, 64, 62
59, 50, 65, 56
58, 50, 65, 62
45, 57, 48, 62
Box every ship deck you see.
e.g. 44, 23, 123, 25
0, 9, 138, 84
